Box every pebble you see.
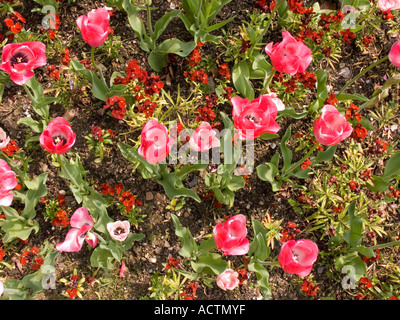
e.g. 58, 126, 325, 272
149, 257, 157, 263
145, 192, 154, 201
391, 124, 398, 132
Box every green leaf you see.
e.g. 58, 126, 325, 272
232, 60, 254, 101
258, 133, 279, 141
314, 145, 337, 163
343, 201, 363, 248
227, 175, 246, 192
70, 59, 109, 101
191, 252, 228, 276
171, 213, 198, 258
280, 127, 292, 172
383, 152, 400, 179
21, 251, 59, 293
308, 69, 328, 113
90, 247, 115, 269
21, 173, 48, 220
248, 261, 271, 300
153, 10, 181, 41
17, 117, 43, 133
117, 142, 156, 179
83, 189, 113, 234
156, 38, 196, 57
278, 107, 308, 119
334, 252, 367, 282
148, 51, 166, 73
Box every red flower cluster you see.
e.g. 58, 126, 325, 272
20, 247, 44, 270
113, 60, 163, 117
254, 0, 276, 13
0, 247, 5, 262
325, 92, 338, 105
100, 183, 142, 212
48, 65, 60, 81
296, 27, 324, 45
363, 35, 374, 47
165, 257, 180, 270
184, 69, 208, 85
345, 104, 362, 122
368, 139, 389, 155
196, 94, 217, 123
280, 222, 301, 242
236, 268, 248, 285
296, 72, 316, 89
66, 275, 81, 299
187, 42, 203, 67
319, 10, 345, 30
349, 180, 360, 193
52, 209, 70, 228
1, 139, 19, 156
180, 282, 197, 300
380, 10, 394, 20
350, 123, 368, 142
240, 40, 252, 54
104, 96, 126, 120
362, 249, 381, 264
360, 277, 373, 290
61, 48, 71, 66
4, 11, 25, 37
80, 59, 92, 70
359, 169, 372, 181
47, 13, 61, 39
91, 126, 104, 142
301, 277, 319, 296
218, 63, 231, 81
341, 29, 356, 46
301, 158, 311, 170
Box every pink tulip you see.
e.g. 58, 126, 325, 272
189, 122, 220, 152
278, 239, 319, 277
107, 220, 130, 242
77, 8, 110, 47
231, 94, 281, 140
119, 261, 127, 278
378, 0, 400, 11
39, 117, 76, 154
138, 120, 174, 164
0, 128, 10, 150
56, 207, 97, 252
0, 42, 46, 85
265, 31, 312, 75
389, 40, 400, 68
217, 269, 240, 291
213, 214, 249, 256
313, 105, 353, 146
0, 159, 18, 207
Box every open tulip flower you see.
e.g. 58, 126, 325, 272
231, 94, 282, 140
213, 214, 250, 256
217, 269, 240, 291
0, 128, 10, 150
189, 122, 220, 152
278, 239, 319, 277
77, 7, 111, 47
138, 120, 175, 164
107, 220, 131, 242
0, 159, 18, 207
265, 31, 312, 76
56, 207, 97, 252
313, 105, 353, 146
39, 117, 76, 154
389, 40, 400, 68
0, 41, 47, 85
378, 0, 400, 11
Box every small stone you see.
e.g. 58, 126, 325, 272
149, 257, 157, 263
145, 192, 154, 201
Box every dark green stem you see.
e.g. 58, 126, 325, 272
369, 240, 400, 251
282, 143, 319, 179
338, 56, 388, 95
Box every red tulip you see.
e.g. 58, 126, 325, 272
213, 214, 249, 256
39, 117, 76, 154
265, 31, 312, 75
0, 159, 18, 207
231, 94, 282, 140
138, 120, 174, 164
389, 40, 400, 68
278, 239, 319, 277
77, 7, 110, 47
313, 105, 353, 146
189, 122, 220, 152
0, 42, 46, 85
56, 207, 97, 252
217, 269, 240, 291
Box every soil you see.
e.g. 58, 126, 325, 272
0, 0, 399, 301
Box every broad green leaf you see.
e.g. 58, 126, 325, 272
156, 38, 196, 57
117, 142, 156, 179
191, 252, 228, 276
334, 252, 367, 282
248, 261, 271, 300
343, 201, 363, 248
280, 127, 292, 172
171, 213, 198, 258
153, 10, 181, 41
232, 60, 254, 101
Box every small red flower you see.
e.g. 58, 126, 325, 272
301, 158, 311, 170
104, 96, 126, 120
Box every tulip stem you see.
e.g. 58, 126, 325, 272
56, 154, 79, 189
338, 56, 388, 96
257, 260, 281, 267
146, 3, 154, 38
281, 142, 319, 179
261, 68, 276, 94
91, 47, 108, 88
368, 240, 400, 251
